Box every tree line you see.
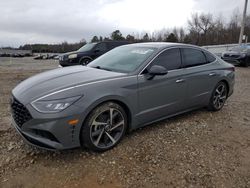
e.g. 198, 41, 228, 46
18, 10, 249, 53
19, 40, 86, 53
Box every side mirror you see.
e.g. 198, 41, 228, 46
146, 65, 168, 80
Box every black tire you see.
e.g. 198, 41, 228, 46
244, 57, 249, 67
79, 58, 91, 66
240, 57, 249, 67
208, 81, 228, 111
80, 102, 128, 152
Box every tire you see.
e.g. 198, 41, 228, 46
79, 58, 91, 66
240, 57, 249, 67
80, 102, 128, 152
244, 57, 249, 67
208, 81, 228, 111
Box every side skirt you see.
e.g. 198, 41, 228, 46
130, 106, 205, 131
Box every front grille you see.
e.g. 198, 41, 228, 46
11, 97, 32, 128
231, 55, 240, 58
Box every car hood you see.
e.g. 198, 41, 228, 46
222, 51, 244, 57
12, 66, 126, 105
62, 50, 90, 56
224, 51, 242, 55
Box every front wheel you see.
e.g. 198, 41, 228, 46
240, 57, 249, 67
79, 58, 91, 66
208, 82, 228, 111
80, 102, 127, 152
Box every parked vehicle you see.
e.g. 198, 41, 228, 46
221, 45, 250, 67
59, 41, 129, 67
11, 43, 235, 151
34, 54, 59, 60
33, 54, 43, 60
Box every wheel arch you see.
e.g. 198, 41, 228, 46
79, 96, 133, 143
79, 56, 93, 64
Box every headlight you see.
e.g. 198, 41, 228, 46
31, 96, 81, 113
68, 54, 77, 59
241, 53, 247, 57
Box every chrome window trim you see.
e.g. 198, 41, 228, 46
139, 46, 217, 75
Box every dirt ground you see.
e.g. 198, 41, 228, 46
0, 57, 250, 188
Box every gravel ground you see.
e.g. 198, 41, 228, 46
0, 57, 250, 188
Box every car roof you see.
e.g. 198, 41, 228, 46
124, 42, 199, 50
98, 41, 130, 44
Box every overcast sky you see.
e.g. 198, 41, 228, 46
0, 0, 246, 47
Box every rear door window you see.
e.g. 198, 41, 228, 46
181, 48, 207, 67
204, 51, 216, 63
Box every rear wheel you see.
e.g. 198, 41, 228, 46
80, 102, 127, 152
208, 82, 228, 111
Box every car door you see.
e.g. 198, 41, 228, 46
92, 43, 108, 59
136, 48, 187, 126
180, 48, 219, 108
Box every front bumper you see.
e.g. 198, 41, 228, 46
59, 59, 79, 67
10, 99, 84, 150
11, 115, 82, 150
12, 117, 62, 150
221, 57, 245, 65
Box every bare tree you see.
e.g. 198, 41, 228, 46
198, 13, 214, 45
188, 13, 202, 44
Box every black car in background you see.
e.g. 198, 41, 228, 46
221, 45, 250, 67
59, 41, 130, 67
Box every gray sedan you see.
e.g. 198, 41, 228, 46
11, 43, 235, 151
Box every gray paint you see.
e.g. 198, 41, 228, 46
11, 42, 235, 150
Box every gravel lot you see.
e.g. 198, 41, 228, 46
0, 57, 250, 188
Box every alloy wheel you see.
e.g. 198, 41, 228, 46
90, 108, 125, 149
80, 59, 90, 65
213, 84, 227, 110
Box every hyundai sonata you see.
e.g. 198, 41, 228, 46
11, 43, 235, 151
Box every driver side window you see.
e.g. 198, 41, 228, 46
95, 43, 107, 52
149, 48, 182, 71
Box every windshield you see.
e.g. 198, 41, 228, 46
78, 43, 96, 52
87, 45, 156, 73
230, 45, 250, 52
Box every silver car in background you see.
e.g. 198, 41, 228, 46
10, 43, 235, 151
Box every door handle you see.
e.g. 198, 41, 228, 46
209, 72, 216, 76
176, 79, 184, 83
